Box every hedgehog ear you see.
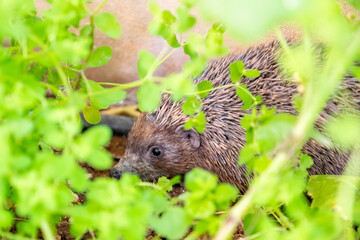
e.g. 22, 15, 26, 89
175, 126, 201, 149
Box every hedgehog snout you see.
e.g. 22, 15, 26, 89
110, 167, 123, 180
109, 158, 133, 180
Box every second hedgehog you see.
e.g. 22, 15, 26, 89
110, 41, 359, 193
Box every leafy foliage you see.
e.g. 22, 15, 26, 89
94, 12, 122, 39
87, 46, 112, 67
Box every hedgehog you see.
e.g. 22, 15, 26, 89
110, 41, 360, 193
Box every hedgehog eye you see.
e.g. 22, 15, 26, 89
150, 146, 163, 157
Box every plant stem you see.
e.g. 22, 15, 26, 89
30, 35, 72, 93
41, 221, 55, 240
54, 62, 72, 93
40, 81, 64, 98
155, 48, 177, 69
144, 45, 169, 81
98, 80, 145, 89
273, 206, 292, 229
92, 0, 109, 15
76, 1, 100, 91
80, 71, 93, 98
89, 80, 145, 99
63, 65, 82, 73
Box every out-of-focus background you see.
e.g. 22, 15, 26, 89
35, 0, 302, 86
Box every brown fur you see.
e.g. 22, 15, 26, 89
111, 41, 360, 193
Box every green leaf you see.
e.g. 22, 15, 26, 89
205, 26, 228, 57
181, 95, 201, 115
197, 80, 212, 98
148, 8, 180, 48
6, 119, 33, 139
163, 74, 195, 101
157, 176, 181, 192
185, 168, 218, 192
137, 50, 156, 79
157, 177, 172, 192
88, 149, 113, 170
73, 126, 112, 169
244, 69, 260, 78
307, 175, 360, 209
254, 95, 263, 105
87, 46, 112, 68
82, 125, 112, 147
80, 25, 92, 37
181, 0, 199, 8
165, 33, 181, 48
183, 33, 204, 59
184, 111, 206, 133
176, 7, 196, 33
298, 154, 314, 172
239, 143, 259, 170
63, 67, 78, 80
212, 22, 226, 33
255, 113, 296, 152
151, 207, 190, 240
162, 10, 177, 25
68, 166, 90, 192
50, 38, 91, 65
137, 81, 162, 112
325, 114, 360, 148
183, 56, 207, 76
185, 198, 216, 219
149, 1, 162, 15
236, 84, 254, 110
229, 60, 244, 83
94, 12, 122, 39
47, 69, 62, 88
214, 184, 239, 208
0, 210, 14, 229
28, 65, 47, 81
192, 217, 222, 237
86, 80, 127, 109
43, 128, 69, 149
82, 105, 101, 124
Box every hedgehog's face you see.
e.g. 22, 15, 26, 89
110, 113, 201, 181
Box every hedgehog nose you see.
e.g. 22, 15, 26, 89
110, 168, 123, 180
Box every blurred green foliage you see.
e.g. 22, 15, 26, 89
1, 0, 360, 239
0, 0, 238, 239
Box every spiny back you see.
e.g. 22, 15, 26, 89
152, 41, 290, 131
148, 41, 299, 191
136, 40, 359, 192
